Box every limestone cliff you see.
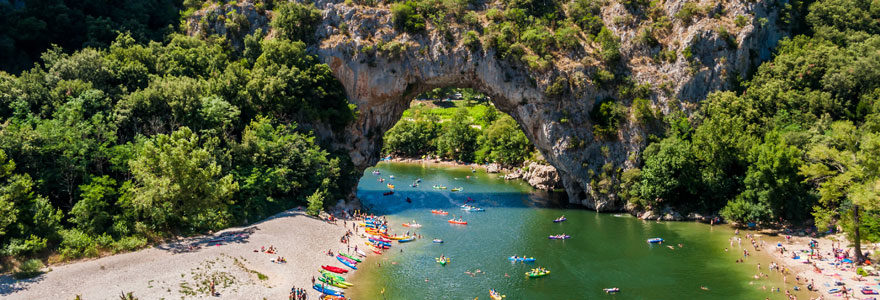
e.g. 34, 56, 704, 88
312, 0, 786, 211
190, 0, 788, 211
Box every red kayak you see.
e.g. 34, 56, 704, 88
321, 265, 349, 274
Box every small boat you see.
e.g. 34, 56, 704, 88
433, 185, 447, 189
431, 209, 449, 215
319, 276, 349, 289
526, 268, 550, 278
448, 219, 468, 225
355, 249, 367, 257
386, 184, 395, 189
406, 197, 412, 203
398, 236, 415, 242
365, 241, 390, 249
548, 235, 571, 240
489, 289, 504, 300
368, 239, 391, 246
508, 256, 536, 262
337, 256, 358, 269
411, 183, 418, 187
416, 178, 422, 183
553, 216, 567, 223
372, 170, 380, 175
647, 238, 664, 244
451, 187, 463, 192
322, 295, 346, 300
862, 287, 878, 295
313, 283, 345, 296
604, 287, 620, 294
389, 175, 395, 179
337, 254, 357, 264
402, 222, 421, 228
432, 239, 443, 243
322, 265, 349, 274
340, 253, 362, 262
435, 257, 450, 265
383, 191, 394, 196
462, 205, 485, 212
320, 271, 350, 285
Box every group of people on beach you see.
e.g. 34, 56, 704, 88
289, 286, 308, 300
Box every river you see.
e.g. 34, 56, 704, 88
346, 162, 808, 299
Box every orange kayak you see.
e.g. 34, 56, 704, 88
448, 219, 468, 225
431, 210, 449, 215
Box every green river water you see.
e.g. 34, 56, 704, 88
346, 162, 808, 299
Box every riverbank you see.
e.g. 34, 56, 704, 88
764, 233, 879, 299
0, 209, 368, 299
383, 156, 562, 191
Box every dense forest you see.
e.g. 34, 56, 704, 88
0, 1, 355, 274
0, 0, 878, 277
620, 0, 880, 257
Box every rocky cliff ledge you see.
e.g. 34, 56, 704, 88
311, 0, 786, 211
190, 0, 788, 211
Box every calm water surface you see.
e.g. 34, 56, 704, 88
347, 162, 804, 299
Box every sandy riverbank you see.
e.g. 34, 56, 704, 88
763, 233, 879, 299
0, 209, 369, 299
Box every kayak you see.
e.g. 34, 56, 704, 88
398, 236, 415, 242
337, 254, 357, 264
526, 269, 550, 278
355, 249, 367, 257
647, 238, 664, 244
321, 270, 348, 283
367, 236, 392, 243
322, 265, 349, 274
340, 253, 362, 262
365, 241, 390, 249
368, 238, 391, 245
322, 295, 346, 300
553, 217, 567, 223
508, 256, 536, 262
448, 219, 468, 225
489, 289, 504, 300
384, 235, 407, 240
433, 185, 447, 189
337, 256, 358, 269
313, 283, 344, 296
402, 223, 421, 228
383, 191, 394, 196
368, 246, 383, 254
431, 210, 449, 215
604, 287, 620, 293
432, 239, 443, 243
387, 184, 395, 189
435, 257, 450, 265
465, 207, 485, 212
451, 187, 462, 192
548, 235, 571, 239
319, 276, 349, 289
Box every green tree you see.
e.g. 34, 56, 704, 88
70, 176, 117, 236
125, 127, 238, 232
638, 137, 701, 209
435, 108, 479, 162
271, 2, 323, 43
475, 116, 533, 166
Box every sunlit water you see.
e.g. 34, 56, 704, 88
346, 162, 807, 299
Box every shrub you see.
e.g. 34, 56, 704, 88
3, 235, 48, 257
271, 2, 322, 43
545, 76, 568, 96
596, 27, 621, 63
111, 236, 148, 253
463, 11, 480, 27
717, 26, 737, 48
58, 229, 98, 260
306, 189, 326, 216
590, 100, 626, 139
675, 2, 701, 24
592, 69, 615, 87
463, 30, 481, 50
13, 259, 44, 279
522, 54, 550, 72
554, 24, 581, 50
636, 27, 658, 47
392, 1, 427, 34
734, 15, 749, 28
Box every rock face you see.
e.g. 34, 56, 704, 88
521, 162, 562, 191
307, 0, 787, 211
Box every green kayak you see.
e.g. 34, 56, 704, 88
321, 271, 349, 284
435, 257, 450, 266
526, 269, 550, 278
341, 253, 362, 262
319, 276, 350, 288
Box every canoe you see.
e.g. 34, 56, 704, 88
548, 235, 571, 239
508, 256, 536, 262
322, 265, 349, 274
526, 270, 550, 278
337, 254, 357, 264
604, 288, 620, 293
553, 217, 567, 223
432, 239, 443, 243
435, 257, 450, 265
431, 210, 449, 215
647, 238, 664, 244
398, 237, 415, 242
448, 219, 468, 225
313, 283, 344, 296
489, 289, 504, 300
321, 270, 348, 283
340, 253, 362, 262
337, 256, 358, 269
319, 276, 349, 289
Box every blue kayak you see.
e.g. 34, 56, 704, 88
508, 256, 536, 262
647, 238, 664, 244
337, 256, 358, 269
313, 283, 345, 296
368, 238, 391, 246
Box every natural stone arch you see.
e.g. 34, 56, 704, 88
311, 0, 787, 211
